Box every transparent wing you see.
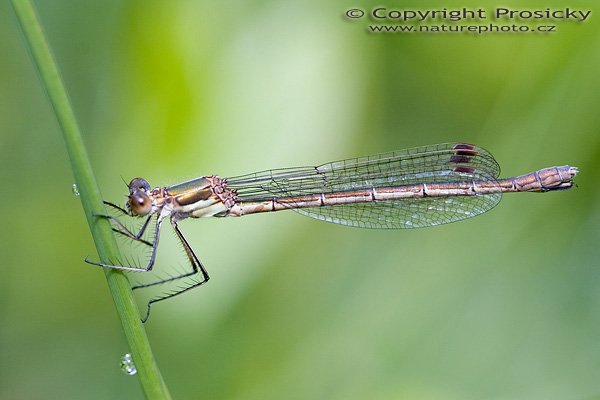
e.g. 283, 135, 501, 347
294, 193, 501, 229
225, 143, 502, 229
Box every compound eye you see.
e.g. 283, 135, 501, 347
128, 178, 151, 193
128, 192, 152, 216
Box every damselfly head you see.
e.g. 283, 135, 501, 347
127, 178, 153, 216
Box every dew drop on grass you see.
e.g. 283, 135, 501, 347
120, 353, 137, 376
72, 183, 80, 196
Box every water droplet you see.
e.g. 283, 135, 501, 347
72, 183, 80, 196
120, 353, 137, 376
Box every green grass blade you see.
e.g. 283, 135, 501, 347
10, 1, 172, 398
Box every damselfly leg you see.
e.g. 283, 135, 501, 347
85, 210, 163, 273
134, 218, 210, 322
86, 202, 209, 322
98, 201, 153, 246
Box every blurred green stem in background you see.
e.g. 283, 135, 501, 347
10, 1, 171, 398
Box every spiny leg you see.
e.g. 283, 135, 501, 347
104, 200, 129, 215
137, 217, 210, 323
98, 213, 154, 247
96, 201, 153, 247
132, 218, 208, 289
85, 215, 164, 272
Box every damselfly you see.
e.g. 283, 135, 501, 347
86, 143, 578, 321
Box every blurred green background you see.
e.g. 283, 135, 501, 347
2, 0, 599, 399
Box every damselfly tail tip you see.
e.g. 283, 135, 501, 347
558, 165, 578, 181
569, 166, 579, 177
541, 165, 579, 191
567, 166, 579, 189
